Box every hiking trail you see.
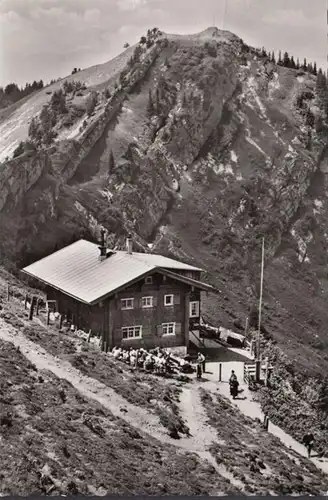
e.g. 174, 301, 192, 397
0, 319, 241, 488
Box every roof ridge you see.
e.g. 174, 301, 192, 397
126, 251, 156, 269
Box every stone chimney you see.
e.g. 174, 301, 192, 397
98, 229, 107, 261
126, 233, 133, 255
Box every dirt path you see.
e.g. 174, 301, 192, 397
0, 318, 242, 491
175, 383, 246, 490
0, 319, 169, 440
204, 361, 328, 476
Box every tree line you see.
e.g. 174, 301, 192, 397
259, 47, 319, 76
0, 80, 44, 108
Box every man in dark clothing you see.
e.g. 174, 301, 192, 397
229, 370, 237, 384
303, 433, 315, 458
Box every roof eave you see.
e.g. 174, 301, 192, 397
156, 268, 221, 294
21, 269, 91, 305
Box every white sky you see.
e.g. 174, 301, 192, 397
0, 0, 326, 86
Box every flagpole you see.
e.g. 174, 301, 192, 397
256, 236, 265, 382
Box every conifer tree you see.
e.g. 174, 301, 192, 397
316, 69, 328, 114
28, 117, 39, 141
278, 50, 282, 65
313, 62, 317, 75
303, 58, 307, 71
108, 150, 115, 174
271, 51, 276, 63
283, 51, 290, 67
155, 87, 160, 113
290, 56, 296, 69
147, 89, 154, 116
296, 57, 300, 70
305, 108, 315, 128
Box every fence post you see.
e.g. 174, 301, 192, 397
255, 359, 261, 383
36, 298, 40, 316
59, 314, 63, 330
264, 357, 269, 386
46, 308, 50, 326
7, 284, 10, 301
218, 363, 222, 382
28, 296, 35, 320
24, 294, 28, 309
263, 414, 269, 431
87, 330, 92, 343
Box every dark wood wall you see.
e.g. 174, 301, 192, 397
46, 270, 203, 350
106, 273, 194, 349
46, 287, 106, 336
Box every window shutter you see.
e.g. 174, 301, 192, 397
174, 294, 181, 305
156, 325, 163, 336
175, 322, 181, 335
153, 296, 157, 307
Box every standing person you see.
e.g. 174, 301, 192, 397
229, 370, 239, 399
229, 370, 237, 384
196, 353, 203, 379
197, 352, 206, 374
303, 433, 315, 458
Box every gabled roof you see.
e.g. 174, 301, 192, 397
21, 239, 215, 305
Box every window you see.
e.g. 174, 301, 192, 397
142, 296, 153, 308
162, 322, 175, 336
164, 294, 174, 306
145, 276, 153, 284
121, 298, 134, 310
122, 326, 142, 339
190, 301, 200, 318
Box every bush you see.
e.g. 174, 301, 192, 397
12, 142, 25, 158
12, 140, 37, 158
50, 89, 67, 114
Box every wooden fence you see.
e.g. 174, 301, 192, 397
244, 358, 273, 386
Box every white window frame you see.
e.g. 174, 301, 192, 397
164, 294, 174, 306
122, 325, 142, 339
162, 322, 176, 336
142, 296, 153, 308
121, 298, 134, 310
190, 301, 200, 318
145, 276, 153, 284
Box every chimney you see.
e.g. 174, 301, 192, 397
126, 233, 133, 255
98, 229, 107, 261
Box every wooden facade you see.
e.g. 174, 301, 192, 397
46, 270, 202, 351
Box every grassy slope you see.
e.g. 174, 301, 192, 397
0, 339, 236, 496
1, 268, 328, 495
0, 45, 135, 162
200, 389, 328, 495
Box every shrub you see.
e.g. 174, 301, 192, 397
50, 89, 67, 114
12, 142, 25, 158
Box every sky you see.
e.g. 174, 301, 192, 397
0, 0, 326, 87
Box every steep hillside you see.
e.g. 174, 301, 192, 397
1, 26, 328, 454
0, 271, 328, 495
